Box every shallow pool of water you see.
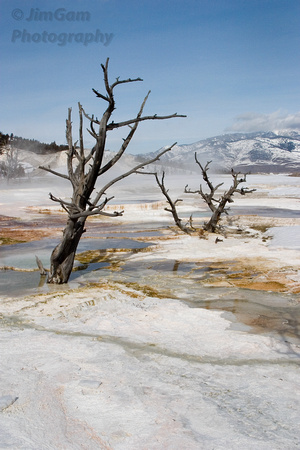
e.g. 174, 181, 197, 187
186, 290, 300, 341
74, 256, 300, 341
0, 235, 153, 297
1, 221, 299, 343
0, 237, 152, 270
230, 206, 300, 218
186, 206, 300, 219
0, 270, 42, 297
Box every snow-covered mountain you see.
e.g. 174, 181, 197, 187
1, 130, 300, 178
142, 130, 300, 174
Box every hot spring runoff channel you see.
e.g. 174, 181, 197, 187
0, 227, 299, 343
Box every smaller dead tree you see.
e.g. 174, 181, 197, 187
143, 171, 192, 234
0, 145, 25, 180
185, 153, 256, 232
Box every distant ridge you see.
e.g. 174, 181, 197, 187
141, 130, 300, 174
1, 130, 300, 177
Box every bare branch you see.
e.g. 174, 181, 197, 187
101, 58, 111, 98
194, 155, 216, 194
92, 88, 110, 102
78, 103, 85, 160
65, 108, 78, 187
184, 184, 201, 194
186, 214, 197, 231
48, 193, 74, 208
86, 128, 98, 141
48, 193, 82, 216
92, 143, 177, 206
39, 166, 70, 181
236, 187, 256, 195
107, 112, 187, 130
72, 142, 81, 163
35, 255, 47, 275
70, 208, 123, 219
98, 91, 151, 176
153, 171, 191, 234
80, 106, 95, 124
111, 77, 143, 90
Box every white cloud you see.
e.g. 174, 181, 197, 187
227, 111, 300, 133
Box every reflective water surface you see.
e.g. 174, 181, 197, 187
1, 203, 299, 341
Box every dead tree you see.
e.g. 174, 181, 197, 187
39, 58, 185, 284
0, 145, 25, 180
185, 153, 255, 233
142, 171, 192, 234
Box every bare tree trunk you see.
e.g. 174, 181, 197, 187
204, 200, 226, 232
38, 59, 185, 284
47, 217, 86, 284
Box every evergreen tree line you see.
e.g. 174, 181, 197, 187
0, 132, 68, 155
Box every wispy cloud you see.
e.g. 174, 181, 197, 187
227, 111, 300, 133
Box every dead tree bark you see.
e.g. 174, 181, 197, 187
39, 58, 186, 284
185, 153, 255, 233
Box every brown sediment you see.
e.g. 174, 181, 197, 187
199, 260, 300, 294
0, 213, 63, 245
0, 266, 37, 272
75, 246, 152, 264
24, 206, 65, 215
230, 309, 300, 338
1, 210, 300, 294
0, 228, 61, 244
118, 281, 170, 299
230, 280, 287, 292
0, 236, 26, 245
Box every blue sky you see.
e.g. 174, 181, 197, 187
0, 0, 299, 154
